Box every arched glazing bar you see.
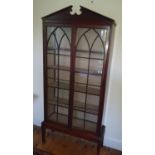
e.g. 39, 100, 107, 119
76, 28, 106, 59
91, 29, 105, 57
47, 27, 59, 45
76, 28, 91, 51
58, 27, 71, 46
90, 35, 99, 51
47, 27, 71, 49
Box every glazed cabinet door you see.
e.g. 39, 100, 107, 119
46, 26, 71, 126
71, 27, 110, 133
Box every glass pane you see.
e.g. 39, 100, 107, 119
88, 75, 101, 86
73, 110, 84, 129
75, 57, 88, 71
89, 59, 103, 74
75, 73, 87, 84
46, 26, 71, 126
72, 27, 110, 133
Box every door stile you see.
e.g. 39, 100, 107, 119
68, 27, 77, 128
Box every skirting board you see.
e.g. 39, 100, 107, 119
103, 137, 122, 151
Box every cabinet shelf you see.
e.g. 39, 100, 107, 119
75, 83, 100, 96
75, 67, 102, 76
48, 81, 100, 96
48, 76, 100, 88
47, 65, 102, 76
48, 112, 97, 132
48, 97, 98, 115
48, 50, 104, 60
48, 77, 100, 88
48, 48, 104, 54
47, 65, 70, 71
48, 80, 69, 90
48, 112, 68, 125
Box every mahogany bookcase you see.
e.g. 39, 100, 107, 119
41, 6, 115, 155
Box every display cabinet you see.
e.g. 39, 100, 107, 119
41, 6, 115, 155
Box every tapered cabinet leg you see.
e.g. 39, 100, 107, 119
101, 125, 105, 146
41, 123, 45, 143
97, 125, 105, 155
97, 143, 101, 155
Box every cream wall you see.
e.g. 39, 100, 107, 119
33, 0, 122, 150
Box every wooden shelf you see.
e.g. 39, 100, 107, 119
72, 118, 97, 133
48, 48, 104, 54
48, 49, 104, 61
75, 83, 100, 96
48, 112, 97, 133
48, 80, 69, 90
48, 50, 104, 60
48, 65, 70, 71
48, 97, 69, 106
47, 65, 102, 76
75, 67, 102, 76
48, 112, 68, 125
48, 97, 98, 115
48, 81, 100, 96
48, 77, 100, 88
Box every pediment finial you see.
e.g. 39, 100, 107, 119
70, 1, 94, 15
70, 3, 82, 15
